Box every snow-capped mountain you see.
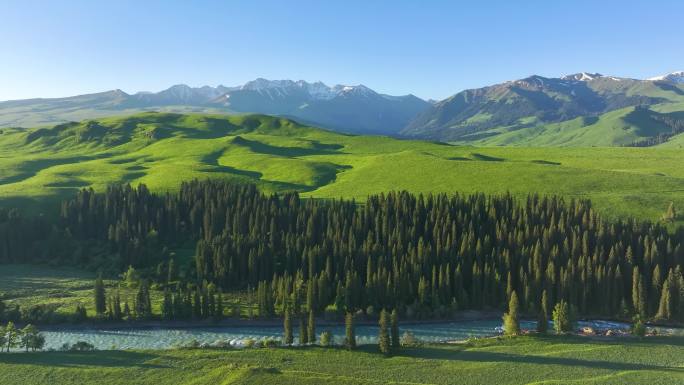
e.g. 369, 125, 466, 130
561, 72, 604, 82
0, 79, 430, 135
648, 71, 684, 84
404, 71, 683, 141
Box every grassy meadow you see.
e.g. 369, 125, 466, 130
0, 112, 682, 225
0, 264, 259, 320
0, 336, 682, 385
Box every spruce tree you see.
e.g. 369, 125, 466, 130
94, 276, 106, 316
4, 321, 18, 352
656, 276, 672, 320
283, 307, 293, 346
390, 309, 400, 349
216, 291, 224, 320
345, 312, 356, 350
299, 316, 308, 345
378, 309, 390, 355
307, 310, 316, 344
503, 291, 520, 336
537, 290, 548, 333
552, 300, 573, 334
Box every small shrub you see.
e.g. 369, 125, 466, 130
632, 315, 646, 337
244, 338, 256, 348
69, 341, 96, 351
262, 338, 280, 348
400, 331, 422, 348
320, 331, 334, 347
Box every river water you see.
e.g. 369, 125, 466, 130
37, 319, 666, 350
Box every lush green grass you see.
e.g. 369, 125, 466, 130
0, 264, 258, 319
0, 336, 682, 384
1, 112, 683, 225
457, 106, 680, 147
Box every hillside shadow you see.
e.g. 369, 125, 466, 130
397, 345, 682, 372
199, 150, 263, 179
531, 160, 561, 166
470, 153, 505, 162
0, 350, 168, 369
231, 136, 343, 157
0, 155, 108, 185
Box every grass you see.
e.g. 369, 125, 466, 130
0, 336, 682, 384
0, 264, 258, 319
457, 106, 679, 147
0, 112, 683, 225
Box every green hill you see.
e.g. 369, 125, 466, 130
403, 74, 684, 144
1, 112, 683, 223
457, 106, 682, 146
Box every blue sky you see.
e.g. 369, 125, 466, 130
1, 0, 683, 101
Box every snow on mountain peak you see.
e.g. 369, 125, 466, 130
648, 71, 684, 84
561, 72, 603, 82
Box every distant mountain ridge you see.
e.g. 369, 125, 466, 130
0, 79, 430, 135
402, 71, 684, 145
2, 72, 684, 146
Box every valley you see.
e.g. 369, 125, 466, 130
0, 112, 682, 224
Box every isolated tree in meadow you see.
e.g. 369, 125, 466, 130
283, 307, 293, 346
537, 290, 548, 333
390, 309, 400, 349
503, 291, 520, 336
345, 312, 356, 350
307, 310, 316, 344
378, 309, 391, 355
662, 202, 677, 222
552, 300, 573, 334
94, 276, 106, 316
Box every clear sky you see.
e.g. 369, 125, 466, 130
1, 0, 683, 101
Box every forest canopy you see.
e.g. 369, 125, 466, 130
1, 180, 683, 321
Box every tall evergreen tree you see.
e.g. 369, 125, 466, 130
307, 310, 316, 344
552, 300, 573, 334
345, 312, 356, 350
390, 309, 400, 349
503, 291, 520, 336
378, 309, 390, 355
537, 290, 548, 333
94, 276, 106, 316
299, 316, 308, 345
283, 307, 293, 346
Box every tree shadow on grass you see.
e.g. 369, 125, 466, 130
0, 350, 169, 369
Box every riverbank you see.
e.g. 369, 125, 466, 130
0, 335, 682, 385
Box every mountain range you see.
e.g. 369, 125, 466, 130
0, 79, 430, 135
1, 72, 683, 146
403, 72, 684, 145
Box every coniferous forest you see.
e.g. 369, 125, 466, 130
1, 180, 683, 322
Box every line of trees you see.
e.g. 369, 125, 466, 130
2, 180, 684, 324
0, 322, 45, 352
